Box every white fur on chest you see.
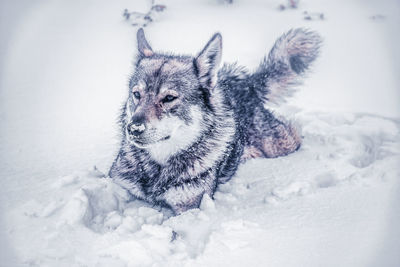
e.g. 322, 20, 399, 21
146, 106, 204, 164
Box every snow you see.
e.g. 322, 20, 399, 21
1, 0, 400, 266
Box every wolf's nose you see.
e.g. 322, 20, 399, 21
127, 123, 146, 136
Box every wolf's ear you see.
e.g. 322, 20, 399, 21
195, 33, 222, 89
137, 28, 154, 57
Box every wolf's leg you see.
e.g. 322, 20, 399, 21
158, 176, 216, 215
240, 146, 264, 162
260, 122, 301, 158
161, 188, 209, 215
243, 123, 300, 160
245, 107, 301, 159
165, 191, 205, 215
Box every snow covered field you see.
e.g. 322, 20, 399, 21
1, 0, 399, 266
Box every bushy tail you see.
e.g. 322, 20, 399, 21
252, 28, 322, 106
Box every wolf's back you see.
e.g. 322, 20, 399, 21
251, 28, 322, 106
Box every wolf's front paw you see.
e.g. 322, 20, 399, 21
163, 190, 206, 215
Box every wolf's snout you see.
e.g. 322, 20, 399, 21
127, 123, 146, 136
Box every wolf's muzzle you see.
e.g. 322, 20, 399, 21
127, 123, 146, 136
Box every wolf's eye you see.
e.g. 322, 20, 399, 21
133, 91, 141, 100
162, 95, 177, 103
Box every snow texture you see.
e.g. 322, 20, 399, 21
1, 0, 400, 266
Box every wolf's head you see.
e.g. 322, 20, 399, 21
123, 29, 223, 161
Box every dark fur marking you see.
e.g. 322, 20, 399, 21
289, 55, 306, 74
192, 58, 199, 77
199, 87, 213, 112
208, 53, 216, 64
154, 63, 164, 78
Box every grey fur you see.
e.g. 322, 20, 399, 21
109, 28, 321, 214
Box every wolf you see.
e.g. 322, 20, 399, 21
109, 28, 321, 214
